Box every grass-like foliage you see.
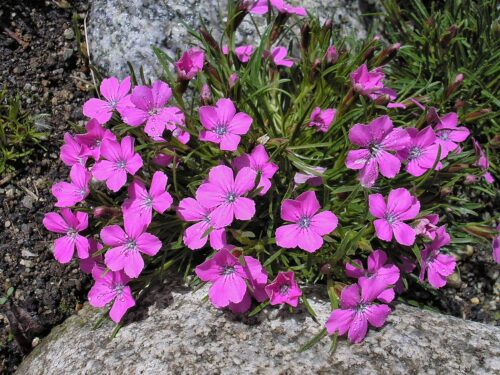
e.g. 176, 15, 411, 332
44, 0, 498, 345
0, 89, 47, 174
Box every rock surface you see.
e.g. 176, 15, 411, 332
87, 0, 379, 78
17, 280, 500, 375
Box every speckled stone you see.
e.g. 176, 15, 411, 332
17, 279, 500, 375
87, 0, 380, 78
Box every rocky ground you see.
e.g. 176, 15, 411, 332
0, 0, 92, 373
0, 0, 497, 373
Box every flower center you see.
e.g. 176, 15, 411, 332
298, 216, 311, 229
126, 239, 137, 251
355, 303, 367, 313
116, 160, 126, 169
385, 212, 397, 225
214, 123, 228, 136
144, 195, 153, 207
368, 142, 382, 157
438, 130, 450, 140
279, 283, 290, 295
66, 228, 78, 238
226, 192, 237, 203
79, 188, 86, 197
114, 283, 125, 297
408, 146, 423, 160
148, 108, 159, 116
221, 265, 236, 276
109, 100, 118, 109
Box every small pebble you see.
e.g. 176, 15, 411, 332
63, 28, 74, 40
32, 337, 40, 348
470, 297, 480, 305
5, 220, 11, 228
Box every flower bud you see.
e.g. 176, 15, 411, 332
375, 42, 401, 65
464, 108, 491, 122
454, 99, 465, 109
373, 94, 391, 106
446, 73, 464, 99
300, 22, 311, 51
200, 83, 212, 104
464, 174, 478, 184
93, 206, 121, 219
324, 45, 338, 65
269, 13, 289, 45
441, 25, 458, 47
320, 263, 332, 275
197, 27, 219, 53
229, 73, 239, 89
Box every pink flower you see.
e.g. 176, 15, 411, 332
270, 0, 307, 16
42, 208, 90, 263
83, 76, 131, 124
265, 271, 302, 307
325, 283, 391, 344
345, 250, 400, 303
419, 226, 456, 288
196, 165, 256, 228
350, 64, 396, 101
119, 81, 179, 136
195, 248, 248, 308
175, 48, 205, 80
270, 46, 294, 67
294, 166, 326, 186
51, 163, 91, 207
75, 119, 116, 160
493, 224, 500, 264
152, 152, 174, 168
123, 171, 173, 225
79, 239, 103, 274
397, 126, 443, 177
88, 269, 135, 323
275, 191, 338, 253
308, 107, 336, 132
324, 45, 338, 64
235, 45, 254, 62
91, 136, 143, 192
414, 214, 439, 240
245, 0, 269, 15
60, 132, 88, 167
177, 197, 226, 250
369, 188, 420, 246
345, 116, 410, 187
101, 212, 162, 278
199, 98, 253, 151
233, 144, 278, 195
432, 111, 469, 157
243, 256, 268, 302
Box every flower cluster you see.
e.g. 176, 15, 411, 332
43, 1, 496, 345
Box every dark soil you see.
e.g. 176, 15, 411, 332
0, 0, 497, 373
0, 0, 91, 373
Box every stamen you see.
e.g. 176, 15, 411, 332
298, 216, 311, 229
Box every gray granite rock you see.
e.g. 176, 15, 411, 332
17, 279, 500, 375
87, 0, 379, 78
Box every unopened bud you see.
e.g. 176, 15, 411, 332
197, 27, 219, 53
93, 206, 121, 219
465, 108, 491, 122
300, 22, 311, 51
441, 25, 458, 47
446, 73, 464, 98
374, 94, 391, 106
324, 45, 338, 65
200, 83, 212, 104
320, 263, 332, 275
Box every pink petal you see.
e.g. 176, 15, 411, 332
100, 225, 126, 246
100, 77, 120, 102
75, 235, 90, 259
233, 197, 255, 221
376, 288, 395, 303
309, 211, 338, 235
381, 127, 411, 151
199, 106, 218, 130
275, 224, 300, 248
104, 246, 126, 271
365, 304, 391, 327
234, 167, 256, 195
347, 313, 368, 343
340, 284, 361, 308
210, 274, 247, 307
215, 98, 236, 125
83, 98, 112, 124
43, 212, 69, 233
325, 308, 355, 336
348, 123, 372, 147
125, 154, 143, 175
392, 222, 416, 246
88, 281, 114, 308
297, 228, 324, 253
345, 260, 365, 278
109, 286, 135, 323
368, 194, 386, 218
228, 112, 253, 135
280, 199, 302, 222
123, 250, 145, 278
220, 133, 241, 151
120, 106, 149, 126
209, 228, 226, 250
358, 158, 379, 187
199, 130, 221, 144
367, 250, 388, 273
211, 203, 235, 228
196, 183, 226, 209
136, 232, 162, 256
91, 160, 114, 181
376, 150, 401, 178
184, 221, 210, 250
53, 236, 75, 263
177, 198, 207, 221
345, 149, 370, 170
374, 219, 393, 242
151, 80, 172, 108
386, 188, 413, 215
296, 191, 320, 217
106, 169, 128, 192
130, 85, 154, 111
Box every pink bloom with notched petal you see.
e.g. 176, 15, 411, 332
324, 45, 338, 64
83, 76, 131, 124
60, 132, 88, 167
369, 188, 420, 246
51, 163, 91, 207
196, 165, 256, 228
397, 126, 444, 177
419, 226, 456, 288
199, 98, 253, 151
233, 144, 278, 195
177, 197, 226, 250
414, 214, 439, 240
270, 0, 307, 16
275, 191, 338, 253
175, 48, 205, 80
79, 239, 103, 274
265, 271, 302, 307
195, 248, 248, 308
152, 152, 175, 168
43, 208, 90, 264
75, 119, 116, 161
270, 46, 294, 67
308, 107, 336, 133
146, 106, 186, 142
101, 212, 162, 278
91, 136, 143, 192
119, 80, 176, 135
350, 64, 396, 101
123, 171, 173, 225
345, 250, 400, 304
432, 111, 469, 157
345, 116, 410, 187
88, 269, 135, 323
235, 45, 254, 63
325, 283, 391, 344
294, 166, 326, 186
